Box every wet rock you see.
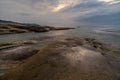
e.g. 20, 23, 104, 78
1, 49, 39, 61
0, 45, 39, 61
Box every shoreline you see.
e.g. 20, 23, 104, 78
0, 23, 75, 35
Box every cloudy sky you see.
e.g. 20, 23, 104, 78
0, 0, 120, 26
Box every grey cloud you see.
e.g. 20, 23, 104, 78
76, 12, 120, 25
0, 0, 120, 26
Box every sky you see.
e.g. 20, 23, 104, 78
0, 0, 120, 27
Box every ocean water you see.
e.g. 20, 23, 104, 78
63, 25, 120, 45
0, 25, 120, 45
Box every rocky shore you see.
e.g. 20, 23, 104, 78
0, 37, 120, 80
0, 23, 74, 35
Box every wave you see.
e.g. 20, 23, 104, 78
94, 27, 120, 36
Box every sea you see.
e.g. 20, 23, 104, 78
0, 25, 120, 46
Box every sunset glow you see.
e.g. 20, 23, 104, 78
98, 0, 114, 2
52, 4, 68, 12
